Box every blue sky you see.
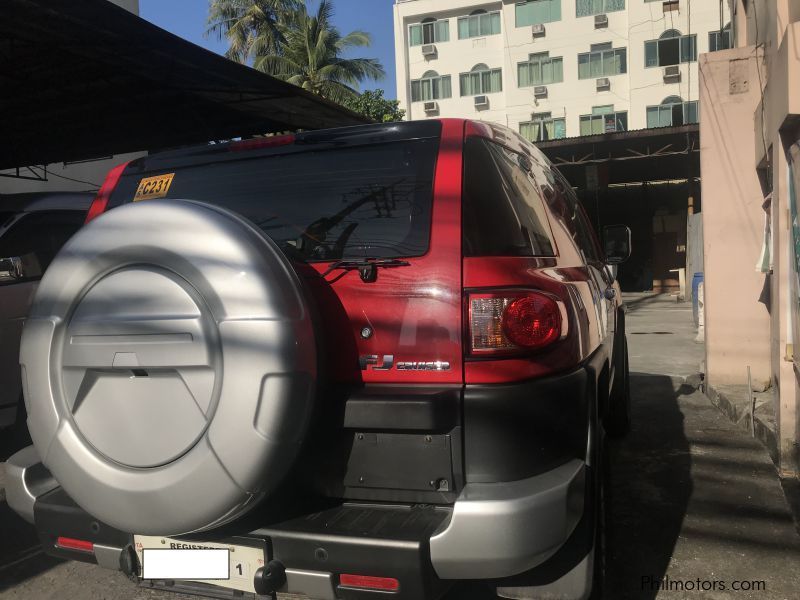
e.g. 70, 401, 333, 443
139, 0, 397, 98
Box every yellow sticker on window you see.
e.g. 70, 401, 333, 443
133, 173, 175, 201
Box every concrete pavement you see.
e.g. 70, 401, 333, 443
606, 293, 800, 598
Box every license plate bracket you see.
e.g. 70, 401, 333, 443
134, 534, 266, 594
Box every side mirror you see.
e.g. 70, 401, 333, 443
603, 224, 631, 265
0, 254, 41, 283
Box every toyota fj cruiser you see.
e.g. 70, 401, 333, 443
6, 119, 631, 600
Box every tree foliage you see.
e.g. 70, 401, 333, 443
208, 0, 384, 104
341, 89, 405, 123
206, 0, 299, 63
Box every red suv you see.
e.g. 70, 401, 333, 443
7, 119, 631, 600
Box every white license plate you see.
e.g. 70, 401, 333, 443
134, 535, 265, 594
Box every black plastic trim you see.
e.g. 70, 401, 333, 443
464, 366, 591, 483
344, 386, 460, 432
255, 503, 451, 600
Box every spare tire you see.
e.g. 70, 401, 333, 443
20, 200, 317, 535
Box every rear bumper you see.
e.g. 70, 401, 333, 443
8, 447, 586, 594
5, 445, 57, 524
430, 458, 586, 579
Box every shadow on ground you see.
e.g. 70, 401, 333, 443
605, 372, 693, 599
0, 502, 63, 593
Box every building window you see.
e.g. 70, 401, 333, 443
411, 71, 452, 101
520, 113, 566, 142
709, 24, 732, 52
579, 106, 628, 135
460, 64, 502, 96
515, 0, 562, 27
409, 18, 449, 46
646, 96, 698, 127
518, 52, 564, 87
578, 45, 627, 79
645, 30, 697, 67
458, 10, 501, 38
576, 0, 625, 17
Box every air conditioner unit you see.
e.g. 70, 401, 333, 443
663, 65, 681, 81
421, 44, 437, 57
531, 23, 546, 37
474, 95, 489, 108
594, 13, 608, 28
423, 101, 438, 113
662, 0, 679, 12
596, 77, 610, 90
533, 85, 548, 98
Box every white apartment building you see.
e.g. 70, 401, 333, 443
394, 0, 731, 141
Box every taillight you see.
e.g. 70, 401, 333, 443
85, 161, 129, 224
468, 291, 566, 356
56, 536, 94, 553
339, 574, 400, 591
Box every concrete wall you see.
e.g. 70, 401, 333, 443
764, 22, 800, 475
703, 0, 800, 475
686, 211, 703, 301
699, 46, 771, 389
394, 0, 730, 136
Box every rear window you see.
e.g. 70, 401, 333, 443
462, 137, 555, 257
112, 139, 439, 262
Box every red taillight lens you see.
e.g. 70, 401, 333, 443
502, 295, 561, 348
339, 574, 400, 591
86, 161, 129, 224
56, 537, 94, 553
468, 291, 564, 355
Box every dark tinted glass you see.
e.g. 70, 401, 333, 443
0, 210, 86, 277
0, 212, 14, 228
551, 173, 602, 263
462, 137, 555, 257
113, 139, 439, 262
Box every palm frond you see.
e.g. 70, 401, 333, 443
221, 0, 386, 101
336, 30, 372, 49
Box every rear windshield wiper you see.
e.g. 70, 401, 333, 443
321, 258, 411, 283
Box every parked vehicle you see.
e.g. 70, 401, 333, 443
6, 120, 630, 600
0, 192, 93, 433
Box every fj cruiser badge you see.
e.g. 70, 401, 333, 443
397, 361, 450, 371
359, 354, 393, 370
359, 355, 450, 371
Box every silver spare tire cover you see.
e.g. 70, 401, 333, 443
20, 200, 317, 535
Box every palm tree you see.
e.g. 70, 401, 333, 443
206, 0, 299, 63
254, 0, 385, 103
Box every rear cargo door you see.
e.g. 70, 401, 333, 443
108, 121, 464, 385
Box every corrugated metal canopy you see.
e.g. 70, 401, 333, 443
537, 124, 700, 186
0, 0, 370, 171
